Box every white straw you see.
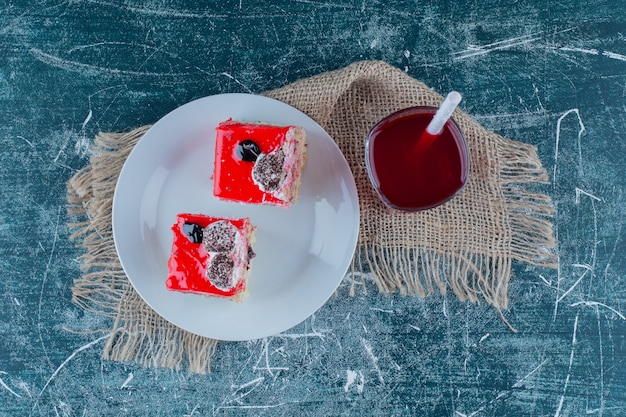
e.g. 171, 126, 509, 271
425, 91, 462, 135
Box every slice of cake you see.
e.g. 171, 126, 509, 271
166, 213, 256, 302
213, 119, 307, 207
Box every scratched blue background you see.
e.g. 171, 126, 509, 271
1, 1, 625, 416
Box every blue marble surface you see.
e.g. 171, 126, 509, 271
1, 1, 625, 416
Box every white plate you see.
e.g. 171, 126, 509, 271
112, 93, 359, 341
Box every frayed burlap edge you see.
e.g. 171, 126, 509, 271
349, 131, 557, 308
348, 138, 556, 308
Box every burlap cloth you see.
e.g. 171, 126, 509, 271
67, 61, 557, 373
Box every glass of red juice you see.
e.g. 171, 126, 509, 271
365, 106, 470, 211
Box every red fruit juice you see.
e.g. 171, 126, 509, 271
365, 107, 469, 211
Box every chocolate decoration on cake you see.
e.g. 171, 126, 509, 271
252, 149, 285, 191
182, 222, 203, 244
236, 139, 261, 162
203, 220, 237, 252
207, 253, 234, 289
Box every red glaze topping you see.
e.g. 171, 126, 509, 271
213, 120, 291, 206
166, 213, 248, 298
